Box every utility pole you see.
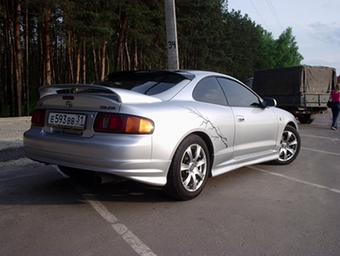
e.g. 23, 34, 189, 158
164, 0, 179, 70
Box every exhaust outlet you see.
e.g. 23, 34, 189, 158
94, 173, 126, 184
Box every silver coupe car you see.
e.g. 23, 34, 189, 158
24, 70, 301, 200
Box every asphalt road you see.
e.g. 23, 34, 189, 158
1, 112, 340, 255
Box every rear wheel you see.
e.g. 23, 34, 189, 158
298, 114, 314, 124
163, 135, 210, 200
275, 126, 301, 165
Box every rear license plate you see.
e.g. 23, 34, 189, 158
48, 112, 86, 130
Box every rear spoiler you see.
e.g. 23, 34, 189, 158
39, 84, 161, 103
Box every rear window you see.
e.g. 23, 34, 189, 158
96, 71, 190, 95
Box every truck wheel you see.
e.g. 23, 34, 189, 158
275, 126, 301, 165
163, 134, 210, 201
298, 115, 314, 124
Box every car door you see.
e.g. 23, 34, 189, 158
192, 77, 236, 166
217, 77, 279, 159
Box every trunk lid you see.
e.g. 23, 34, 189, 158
37, 84, 161, 137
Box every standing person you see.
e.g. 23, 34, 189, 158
329, 83, 340, 130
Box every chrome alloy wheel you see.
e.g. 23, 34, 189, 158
164, 134, 210, 200
180, 143, 208, 192
277, 126, 300, 164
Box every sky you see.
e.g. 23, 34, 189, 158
228, 0, 340, 75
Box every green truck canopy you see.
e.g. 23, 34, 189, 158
252, 65, 336, 96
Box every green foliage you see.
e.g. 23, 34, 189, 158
257, 26, 303, 70
258, 29, 277, 68
177, 0, 227, 72
275, 27, 304, 67
221, 10, 263, 80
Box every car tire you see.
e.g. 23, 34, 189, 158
163, 134, 210, 200
298, 114, 314, 124
275, 125, 301, 165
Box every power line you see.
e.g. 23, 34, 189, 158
249, 0, 271, 31
266, 0, 284, 31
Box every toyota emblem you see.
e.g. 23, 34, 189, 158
66, 101, 73, 108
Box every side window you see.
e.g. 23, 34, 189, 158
193, 77, 227, 106
217, 78, 260, 107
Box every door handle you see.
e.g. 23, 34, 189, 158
236, 115, 245, 122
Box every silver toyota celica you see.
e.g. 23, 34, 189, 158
24, 70, 301, 200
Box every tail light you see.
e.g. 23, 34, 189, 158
31, 109, 45, 126
94, 113, 154, 134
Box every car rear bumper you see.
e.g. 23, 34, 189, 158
23, 127, 170, 186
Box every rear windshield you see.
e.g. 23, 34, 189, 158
96, 71, 190, 95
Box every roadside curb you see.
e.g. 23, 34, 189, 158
0, 146, 25, 162
0, 116, 31, 162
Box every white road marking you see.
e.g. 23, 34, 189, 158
301, 147, 340, 156
54, 166, 157, 256
300, 133, 340, 142
247, 166, 340, 194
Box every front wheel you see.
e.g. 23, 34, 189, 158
275, 126, 301, 165
163, 135, 210, 201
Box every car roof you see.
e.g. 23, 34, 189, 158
104, 69, 235, 81
106, 70, 196, 81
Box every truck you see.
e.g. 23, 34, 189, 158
251, 65, 337, 124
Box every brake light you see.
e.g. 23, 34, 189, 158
31, 109, 45, 126
94, 113, 154, 134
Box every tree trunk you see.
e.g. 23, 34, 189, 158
13, 0, 23, 116
43, 6, 52, 85
92, 39, 98, 81
133, 38, 138, 70
53, 32, 60, 84
82, 41, 86, 83
0, 1, 8, 115
38, 21, 45, 86
100, 41, 107, 80
115, 9, 128, 71
24, 0, 29, 115
124, 40, 130, 70
66, 30, 74, 83
1, 0, 12, 115
75, 44, 80, 84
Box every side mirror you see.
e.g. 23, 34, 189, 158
262, 98, 277, 107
